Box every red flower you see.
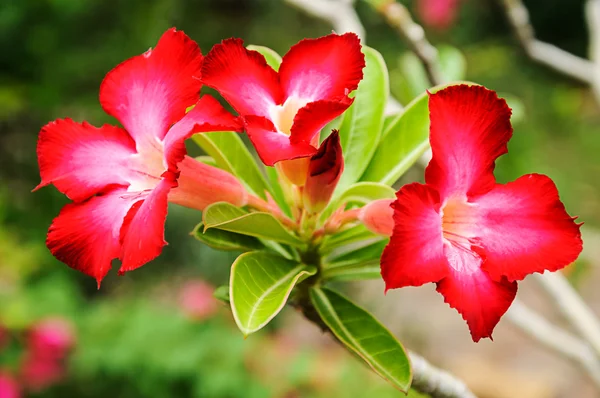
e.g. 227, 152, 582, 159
36, 28, 244, 286
303, 130, 344, 213
201, 33, 365, 166
381, 85, 583, 341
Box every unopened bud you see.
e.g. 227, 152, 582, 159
359, 199, 394, 236
168, 156, 249, 211
303, 131, 344, 214
277, 157, 311, 187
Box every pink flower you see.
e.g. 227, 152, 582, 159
20, 354, 65, 392
27, 318, 75, 360
416, 0, 461, 31
381, 85, 583, 341
179, 280, 219, 321
0, 371, 20, 398
36, 28, 245, 286
201, 33, 365, 167
303, 130, 344, 213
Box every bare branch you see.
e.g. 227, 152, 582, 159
586, 0, 600, 101
410, 351, 478, 398
285, 0, 366, 40
506, 299, 600, 388
498, 0, 596, 85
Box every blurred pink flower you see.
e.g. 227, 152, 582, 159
19, 354, 65, 392
27, 318, 75, 360
0, 371, 21, 398
416, 0, 460, 31
179, 281, 219, 321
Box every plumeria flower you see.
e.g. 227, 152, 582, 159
364, 85, 583, 341
36, 28, 246, 286
200, 33, 365, 176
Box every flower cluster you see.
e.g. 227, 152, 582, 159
36, 28, 582, 341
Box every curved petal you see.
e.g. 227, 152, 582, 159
436, 259, 517, 342
100, 28, 203, 152
474, 174, 583, 282
425, 85, 513, 200
201, 38, 282, 117
119, 178, 175, 274
243, 116, 316, 166
163, 95, 242, 171
46, 188, 137, 286
279, 33, 365, 102
36, 119, 136, 202
381, 183, 449, 290
289, 98, 353, 145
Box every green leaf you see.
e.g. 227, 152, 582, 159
213, 285, 230, 303
438, 45, 467, 83
192, 132, 271, 199
246, 45, 282, 71
309, 287, 412, 392
264, 165, 292, 217
194, 155, 218, 167
230, 252, 316, 335
319, 224, 379, 255
320, 182, 396, 224
362, 83, 470, 185
337, 46, 389, 192
322, 240, 387, 282
203, 202, 305, 248
192, 222, 264, 252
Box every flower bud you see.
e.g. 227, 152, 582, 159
359, 199, 394, 236
278, 157, 311, 187
168, 156, 249, 211
303, 131, 344, 214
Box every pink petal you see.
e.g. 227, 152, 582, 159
289, 98, 353, 145
381, 183, 449, 290
163, 95, 242, 171
243, 116, 316, 166
119, 178, 175, 274
35, 119, 136, 202
100, 28, 203, 153
474, 174, 583, 282
425, 85, 513, 199
279, 33, 365, 102
436, 255, 517, 342
46, 188, 138, 286
201, 38, 282, 117
0, 371, 20, 398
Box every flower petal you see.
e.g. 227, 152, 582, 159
46, 188, 137, 286
35, 119, 136, 202
201, 38, 282, 117
119, 178, 175, 274
425, 85, 513, 199
474, 174, 583, 282
436, 259, 517, 342
100, 28, 203, 152
243, 116, 316, 166
163, 95, 242, 171
279, 33, 365, 102
381, 183, 449, 290
289, 98, 353, 145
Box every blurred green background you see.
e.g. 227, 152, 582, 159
0, 0, 598, 397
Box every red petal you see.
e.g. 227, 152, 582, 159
437, 259, 517, 342
46, 188, 137, 286
119, 178, 174, 274
474, 174, 583, 282
243, 116, 316, 166
163, 95, 242, 171
100, 28, 203, 152
381, 183, 449, 290
279, 33, 365, 102
36, 119, 136, 202
201, 38, 282, 117
425, 85, 513, 199
289, 98, 353, 145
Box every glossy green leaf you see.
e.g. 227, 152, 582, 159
337, 46, 388, 192
322, 240, 387, 282
203, 202, 305, 247
192, 222, 264, 252
310, 287, 412, 392
230, 252, 316, 335
362, 83, 470, 185
192, 132, 271, 199
319, 224, 379, 255
247, 45, 282, 71
320, 182, 396, 225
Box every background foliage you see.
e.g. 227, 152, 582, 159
0, 0, 598, 397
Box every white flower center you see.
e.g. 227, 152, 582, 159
269, 96, 309, 135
